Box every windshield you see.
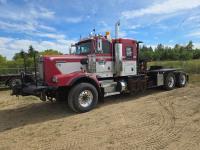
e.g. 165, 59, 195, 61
75, 41, 92, 55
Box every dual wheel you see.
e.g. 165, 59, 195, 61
164, 72, 187, 90
68, 83, 98, 113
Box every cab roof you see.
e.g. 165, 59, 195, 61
78, 35, 137, 43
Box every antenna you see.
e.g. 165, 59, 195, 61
93, 28, 96, 35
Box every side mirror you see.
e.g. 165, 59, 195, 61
69, 44, 76, 54
97, 38, 103, 53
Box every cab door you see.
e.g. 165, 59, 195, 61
121, 40, 137, 76
95, 39, 113, 78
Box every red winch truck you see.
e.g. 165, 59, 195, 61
12, 22, 188, 113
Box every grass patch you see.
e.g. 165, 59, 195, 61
149, 59, 200, 74
149, 60, 200, 85
189, 74, 200, 85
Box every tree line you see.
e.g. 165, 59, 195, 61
0, 45, 62, 71
139, 41, 200, 61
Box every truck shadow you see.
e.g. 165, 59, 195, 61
0, 88, 166, 133
0, 102, 74, 133
0, 87, 9, 91
102, 88, 165, 105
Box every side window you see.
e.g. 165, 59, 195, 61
126, 47, 133, 60
102, 41, 111, 54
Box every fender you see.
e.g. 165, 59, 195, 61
48, 71, 100, 88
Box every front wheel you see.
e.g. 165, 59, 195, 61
68, 83, 98, 113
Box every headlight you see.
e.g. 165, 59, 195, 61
52, 76, 58, 83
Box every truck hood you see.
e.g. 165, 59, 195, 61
42, 54, 88, 86
44, 54, 87, 62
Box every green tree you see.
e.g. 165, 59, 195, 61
186, 41, 193, 50
193, 49, 200, 59
28, 45, 35, 57
40, 49, 63, 56
0, 54, 6, 64
13, 50, 26, 60
139, 45, 154, 61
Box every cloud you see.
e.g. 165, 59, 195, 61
34, 33, 66, 40
119, 31, 127, 38
187, 14, 200, 22
122, 0, 200, 19
0, 37, 75, 59
0, 20, 58, 39
35, 7, 55, 19
0, 2, 77, 59
97, 21, 113, 33
0, 5, 55, 22
64, 17, 83, 23
128, 24, 141, 30
0, 3, 66, 43
0, 3, 56, 35
194, 43, 200, 48
188, 31, 200, 37
0, 21, 37, 32
183, 13, 200, 29
0, 0, 6, 4
38, 24, 56, 32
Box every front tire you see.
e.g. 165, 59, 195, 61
68, 83, 98, 113
164, 73, 176, 90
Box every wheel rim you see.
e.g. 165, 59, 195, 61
180, 74, 186, 85
78, 90, 93, 108
168, 76, 175, 88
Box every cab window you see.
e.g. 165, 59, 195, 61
126, 47, 133, 60
102, 41, 111, 54
75, 41, 91, 55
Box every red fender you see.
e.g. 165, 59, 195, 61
48, 71, 100, 88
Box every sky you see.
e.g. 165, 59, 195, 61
0, 0, 200, 59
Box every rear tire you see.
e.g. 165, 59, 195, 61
68, 83, 98, 113
176, 73, 187, 87
164, 73, 176, 90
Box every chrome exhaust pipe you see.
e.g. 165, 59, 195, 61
115, 20, 120, 39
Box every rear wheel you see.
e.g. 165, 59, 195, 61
176, 73, 187, 87
164, 73, 176, 90
68, 83, 98, 113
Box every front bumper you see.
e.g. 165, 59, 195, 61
12, 84, 57, 100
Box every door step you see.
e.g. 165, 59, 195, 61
104, 92, 120, 97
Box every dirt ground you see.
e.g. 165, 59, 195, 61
0, 83, 200, 150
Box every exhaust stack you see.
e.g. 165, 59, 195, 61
114, 21, 123, 76
115, 20, 120, 39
